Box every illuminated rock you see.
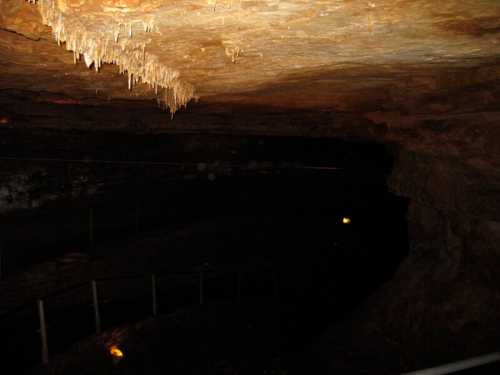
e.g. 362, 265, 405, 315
1, 0, 497, 114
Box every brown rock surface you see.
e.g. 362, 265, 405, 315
1, 0, 500, 113
1, 0, 500, 372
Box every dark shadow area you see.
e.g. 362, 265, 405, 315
0, 133, 409, 374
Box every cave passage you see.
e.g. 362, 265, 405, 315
0, 133, 409, 374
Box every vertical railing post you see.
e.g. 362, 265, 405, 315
37, 299, 49, 365
199, 270, 204, 305
91, 280, 101, 334
151, 274, 158, 317
88, 207, 94, 251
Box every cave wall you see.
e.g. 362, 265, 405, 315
1, 33, 500, 370
316, 142, 500, 372
1, 1, 500, 371
390, 148, 500, 362
310, 61, 500, 370
2, 96, 500, 372
320, 143, 500, 372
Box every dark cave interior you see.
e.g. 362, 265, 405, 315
3, 1, 500, 373
0, 132, 411, 374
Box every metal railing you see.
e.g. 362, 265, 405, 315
2, 263, 276, 366
4, 263, 500, 374
401, 352, 500, 374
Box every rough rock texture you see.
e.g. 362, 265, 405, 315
320, 152, 500, 372
317, 111, 500, 371
1, 0, 500, 372
1, 0, 500, 112
32, 0, 500, 112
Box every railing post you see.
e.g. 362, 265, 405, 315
151, 274, 158, 316
91, 280, 101, 334
199, 270, 204, 305
37, 299, 49, 365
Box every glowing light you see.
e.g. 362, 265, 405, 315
0, 117, 9, 124
342, 217, 351, 224
109, 345, 124, 358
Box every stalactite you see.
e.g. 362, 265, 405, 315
26, 0, 194, 115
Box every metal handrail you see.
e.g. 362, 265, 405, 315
401, 352, 500, 375
8, 265, 499, 374
3, 263, 275, 363
0, 282, 88, 321
0, 263, 260, 320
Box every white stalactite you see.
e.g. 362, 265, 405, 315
26, 0, 194, 115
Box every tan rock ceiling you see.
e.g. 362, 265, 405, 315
0, 0, 500, 114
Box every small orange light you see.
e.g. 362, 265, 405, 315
0, 117, 9, 124
342, 217, 351, 224
109, 345, 124, 358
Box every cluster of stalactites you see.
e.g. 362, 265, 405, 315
28, 0, 194, 115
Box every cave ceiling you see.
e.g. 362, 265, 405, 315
1, 0, 499, 108
0, 0, 499, 144
0, 0, 500, 224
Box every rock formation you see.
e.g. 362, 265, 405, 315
1, 0, 500, 371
